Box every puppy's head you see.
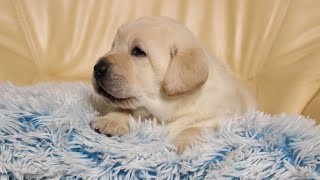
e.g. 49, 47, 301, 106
93, 16, 209, 109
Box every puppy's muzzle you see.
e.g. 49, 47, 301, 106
94, 58, 111, 79
93, 56, 131, 101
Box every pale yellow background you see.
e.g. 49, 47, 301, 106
0, 0, 319, 123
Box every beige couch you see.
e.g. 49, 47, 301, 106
0, 0, 319, 123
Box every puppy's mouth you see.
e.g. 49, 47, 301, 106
95, 81, 137, 104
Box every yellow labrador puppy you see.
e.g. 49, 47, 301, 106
90, 16, 257, 153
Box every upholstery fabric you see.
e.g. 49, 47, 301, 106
0, 0, 319, 122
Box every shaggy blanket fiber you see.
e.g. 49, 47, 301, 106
0, 82, 319, 179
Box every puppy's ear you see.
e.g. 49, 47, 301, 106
162, 48, 209, 96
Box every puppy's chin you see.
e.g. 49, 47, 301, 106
92, 80, 139, 109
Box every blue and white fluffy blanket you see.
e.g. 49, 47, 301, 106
0, 82, 319, 179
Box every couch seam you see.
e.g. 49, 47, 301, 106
301, 87, 320, 116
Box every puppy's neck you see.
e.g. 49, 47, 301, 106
140, 90, 203, 123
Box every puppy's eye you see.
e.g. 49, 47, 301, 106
131, 47, 146, 57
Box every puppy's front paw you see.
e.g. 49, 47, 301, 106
172, 127, 202, 155
90, 115, 129, 137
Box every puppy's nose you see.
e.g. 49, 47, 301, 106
94, 59, 110, 78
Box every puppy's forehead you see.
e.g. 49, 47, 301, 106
115, 17, 197, 49
121, 22, 166, 37
118, 17, 183, 39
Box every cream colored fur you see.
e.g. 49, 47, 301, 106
90, 16, 257, 153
